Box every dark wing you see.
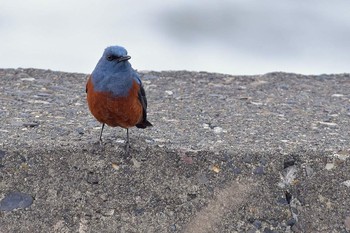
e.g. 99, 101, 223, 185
136, 82, 153, 128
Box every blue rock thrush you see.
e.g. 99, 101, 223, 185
86, 45, 152, 153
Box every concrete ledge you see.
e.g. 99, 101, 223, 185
0, 68, 350, 232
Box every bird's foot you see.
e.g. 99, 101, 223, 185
99, 138, 104, 146
123, 143, 131, 160
90, 139, 105, 154
93, 137, 104, 147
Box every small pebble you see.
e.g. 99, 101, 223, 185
187, 193, 197, 200
232, 167, 241, 174
115, 139, 125, 144
279, 84, 289, 90
243, 155, 253, 164
305, 165, 314, 177
250, 101, 263, 106
169, 224, 177, 232
286, 218, 296, 227
344, 216, 350, 230
247, 229, 257, 233
253, 166, 264, 175
252, 220, 262, 229
0, 150, 6, 159
333, 152, 349, 161
76, 128, 84, 135
318, 121, 337, 126
331, 94, 344, 97
132, 158, 141, 168
283, 158, 295, 169
213, 126, 223, 134
260, 158, 268, 165
101, 209, 115, 216
21, 77, 35, 81
181, 155, 193, 165
211, 164, 220, 173
134, 207, 145, 216
325, 163, 334, 170
145, 139, 154, 144
0, 192, 33, 211
263, 228, 275, 233
112, 163, 120, 170
23, 122, 39, 128
197, 174, 208, 184
341, 180, 350, 187
276, 197, 289, 205
86, 172, 99, 184
228, 162, 241, 174
36, 92, 50, 97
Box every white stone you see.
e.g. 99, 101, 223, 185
21, 78, 35, 81
341, 180, 350, 187
331, 94, 344, 97
213, 127, 223, 134
325, 163, 334, 170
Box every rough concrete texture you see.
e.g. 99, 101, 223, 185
0, 68, 350, 232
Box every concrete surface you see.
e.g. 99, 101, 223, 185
0, 68, 350, 232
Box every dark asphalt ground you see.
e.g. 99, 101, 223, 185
0, 68, 350, 232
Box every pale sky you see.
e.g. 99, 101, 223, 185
1, 0, 349, 75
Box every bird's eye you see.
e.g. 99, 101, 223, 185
107, 55, 114, 61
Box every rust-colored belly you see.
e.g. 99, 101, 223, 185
86, 76, 143, 128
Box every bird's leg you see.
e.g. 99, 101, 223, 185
125, 128, 130, 155
99, 123, 105, 142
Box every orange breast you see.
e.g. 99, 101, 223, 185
86, 76, 143, 128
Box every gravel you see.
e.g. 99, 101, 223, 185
0, 68, 350, 232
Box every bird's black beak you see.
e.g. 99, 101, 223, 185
117, 55, 131, 63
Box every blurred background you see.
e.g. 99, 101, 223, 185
1, 0, 349, 75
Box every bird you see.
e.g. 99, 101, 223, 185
86, 45, 152, 153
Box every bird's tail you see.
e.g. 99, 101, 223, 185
136, 120, 153, 129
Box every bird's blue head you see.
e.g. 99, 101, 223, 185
92, 46, 132, 76
91, 45, 136, 96
103, 46, 130, 63
102, 45, 131, 68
